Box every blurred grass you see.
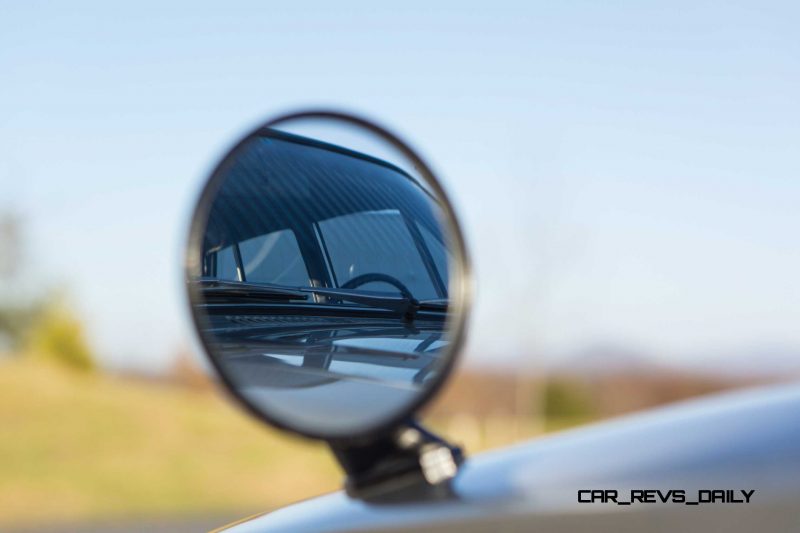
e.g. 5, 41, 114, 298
0, 357, 589, 528
0, 358, 340, 527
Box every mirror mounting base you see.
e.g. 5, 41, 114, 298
329, 421, 464, 502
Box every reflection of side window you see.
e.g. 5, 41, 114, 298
212, 230, 309, 286
239, 230, 309, 286
317, 210, 438, 300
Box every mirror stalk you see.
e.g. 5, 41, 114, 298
329, 421, 464, 502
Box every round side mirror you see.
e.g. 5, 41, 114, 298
185, 111, 471, 443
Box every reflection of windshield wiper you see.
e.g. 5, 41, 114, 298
195, 278, 309, 301
194, 279, 447, 320
416, 298, 448, 311
303, 286, 421, 318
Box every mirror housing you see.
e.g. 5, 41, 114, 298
185, 110, 471, 497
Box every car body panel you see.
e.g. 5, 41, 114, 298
218, 382, 800, 532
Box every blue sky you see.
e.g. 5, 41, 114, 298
2, 1, 798, 372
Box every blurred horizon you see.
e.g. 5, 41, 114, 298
2, 2, 799, 375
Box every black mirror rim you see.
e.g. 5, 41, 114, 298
185, 109, 472, 442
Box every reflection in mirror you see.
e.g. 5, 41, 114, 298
187, 117, 466, 438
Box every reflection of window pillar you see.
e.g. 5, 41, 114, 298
232, 243, 246, 282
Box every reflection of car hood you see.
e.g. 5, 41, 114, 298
204, 311, 448, 390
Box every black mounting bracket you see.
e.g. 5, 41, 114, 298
329, 421, 465, 502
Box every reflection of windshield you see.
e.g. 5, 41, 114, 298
201, 130, 449, 304
318, 209, 440, 299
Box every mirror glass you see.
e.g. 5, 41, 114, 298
186, 114, 469, 439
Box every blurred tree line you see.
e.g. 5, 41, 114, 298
0, 211, 94, 371
542, 378, 596, 420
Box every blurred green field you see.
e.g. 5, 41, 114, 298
0, 358, 341, 528
0, 357, 587, 529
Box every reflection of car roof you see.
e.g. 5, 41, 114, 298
206, 128, 442, 248
259, 127, 426, 190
